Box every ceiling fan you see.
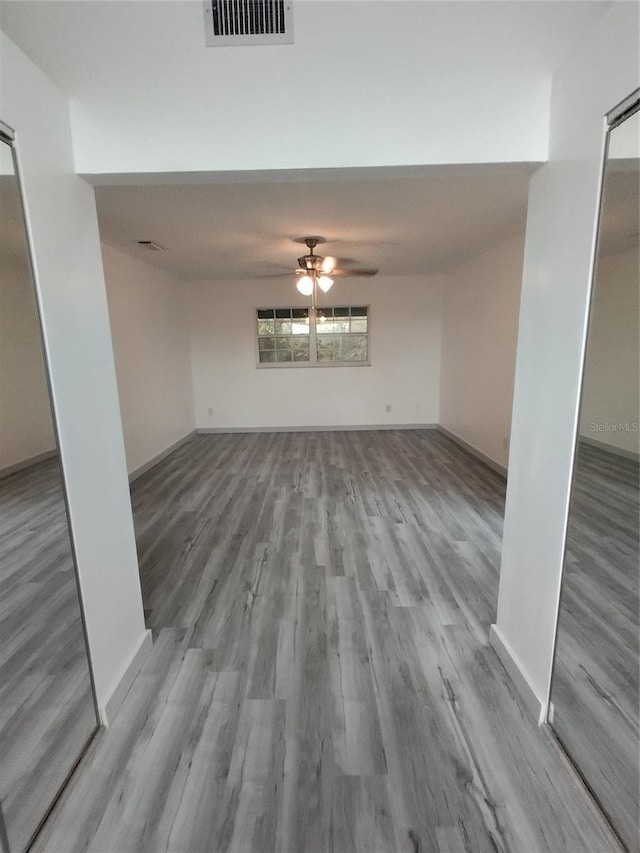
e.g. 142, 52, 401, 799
294, 236, 377, 278
286, 236, 378, 304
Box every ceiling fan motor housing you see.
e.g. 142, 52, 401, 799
291, 235, 377, 279
297, 237, 323, 273
298, 253, 323, 272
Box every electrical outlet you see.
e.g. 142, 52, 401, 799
385, 404, 392, 413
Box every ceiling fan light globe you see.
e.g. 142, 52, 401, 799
318, 276, 334, 293
297, 275, 314, 296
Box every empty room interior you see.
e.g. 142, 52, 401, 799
0, 2, 638, 852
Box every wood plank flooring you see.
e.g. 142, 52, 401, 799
32, 430, 623, 853
0, 458, 97, 853
551, 439, 639, 853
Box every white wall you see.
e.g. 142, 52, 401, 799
440, 234, 524, 470
189, 275, 442, 430
103, 245, 195, 475
494, 2, 640, 716
0, 31, 149, 720
579, 245, 639, 455
0, 261, 56, 470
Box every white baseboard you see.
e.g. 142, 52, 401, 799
100, 629, 153, 726
489, 624, 546, 725
437, 427, 507, 478
0, 449, 57, 481
128, 430, 197, 482
196, 423, 438, 434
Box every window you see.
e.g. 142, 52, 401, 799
257, 307, 311, 364
256, 306, 369, 367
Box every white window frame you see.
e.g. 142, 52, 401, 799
255, 305, 371, 368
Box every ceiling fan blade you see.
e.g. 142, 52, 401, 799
251, 272, 292, 279
330, 268, 378, 278
328, 256, 359, 266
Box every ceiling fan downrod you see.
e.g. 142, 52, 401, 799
298, 237, 322, 273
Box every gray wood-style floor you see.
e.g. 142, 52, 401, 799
32, 430, 623, 853
0, 458, 97, 853
551, 440, 639, 853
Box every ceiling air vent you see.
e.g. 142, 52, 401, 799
137, 240, 166, 252
203, 0, 293, 46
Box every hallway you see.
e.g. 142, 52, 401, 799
32, 431, 620, 852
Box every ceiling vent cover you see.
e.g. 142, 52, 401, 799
204, 0, 293, 46
137, 240, 166, 252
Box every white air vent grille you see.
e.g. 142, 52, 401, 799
204, 0, 293, 46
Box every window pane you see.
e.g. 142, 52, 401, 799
258, 319, 275, 335
316, 337, 334, 361
293, 343, 310, 362
334, 319, 350, 333
291, 318, 309, 335
275, 308, 291, 319
258, 337, 275, 351
316, 319, 334, 334
273, 319, 291, 335
345, 334, 368, 361
334, 306, 349, 317
350, 318, 367, 333
259, 350, 276, 363
274, 336, 289, 349
351, 306, 368, 317
275, 349, 293, 362
257, 308, 275, 319
292, 308, 309, 319
332, 335, 347, 360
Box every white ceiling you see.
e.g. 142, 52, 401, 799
92, 152, 636, 281
94, 154, 638, 281
0, 1, 611, 104
95, 164, 537, 280
3, 155, 636, 286
1, 0, 623, 283
0, 1, 612, 175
